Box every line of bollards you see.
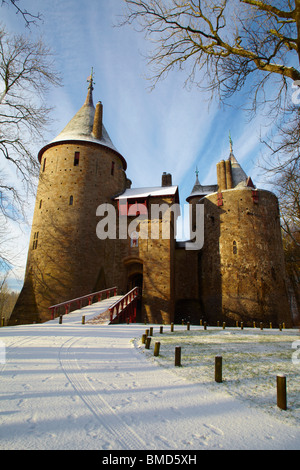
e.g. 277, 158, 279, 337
141, 325, 289, 411
65, 315, 287, 330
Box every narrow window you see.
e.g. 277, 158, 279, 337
74, 152, 80, 166
69, 195, 73, 206
39, 200, 42, 209
233, 240, 237, 255
32, 232, 39, 250
42, 158, 46, 172
111, 161, 115, 176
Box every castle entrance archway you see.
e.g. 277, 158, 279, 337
123, 257, 143, 322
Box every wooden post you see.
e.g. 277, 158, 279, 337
171, 323, 174, 332
260, 322, 263, 330
215, 356, 222, 383
217, 321, 219, 327
59, 315, 63, 324
82, 315, 85, 325
145, 329, 149, 337
175, 347, 181, 367
253, 321, 256, 328
149, 327, 153, 336
222, 322, 226, 330
154, 342, 160, 357
141, 334, 147, 344
277, 374, 287, 410
279, 324, 282, 331
270, 322, 272, 329
187, 322, 190, 331
200, 319, 203, 326
204, 321, 207, 330
160, 326, 163, 334
241, 322, 243, 330
145, 337, 151, 349
283, 323, 286, 329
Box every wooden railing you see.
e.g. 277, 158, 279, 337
109, 287, 140, 324
49, 287, 118, 320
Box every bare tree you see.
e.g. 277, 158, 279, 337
0, 275, 18, 324
121, 1, 300, 156
274, 160, 300, 318
1, 0, 42, 27
121, 1, 300, 102
0, 27, 60, 222
121, 2, 300, 222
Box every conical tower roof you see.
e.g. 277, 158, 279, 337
38, 74, 127, 169
186, 168, 217, 202
227, 134, 247, 187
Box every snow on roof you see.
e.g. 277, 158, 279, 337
38, 90, 127, 169
115, 186, 179, 200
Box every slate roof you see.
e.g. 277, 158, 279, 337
186, 175, 218, 202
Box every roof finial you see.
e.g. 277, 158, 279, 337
84, 68, 95, 106
229, 130, 233, 153
195, 166, 200, 185
87, 67, 95, 90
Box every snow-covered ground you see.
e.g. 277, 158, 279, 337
0, 301, 299, 450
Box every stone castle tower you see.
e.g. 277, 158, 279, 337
9, 78, 293, 327
197, 140, 292, 327
10, 75, 129, 324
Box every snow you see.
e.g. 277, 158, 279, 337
115, 186, 178, 200
0, 301, 299, 450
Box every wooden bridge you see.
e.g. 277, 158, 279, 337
48, 287, 140, 324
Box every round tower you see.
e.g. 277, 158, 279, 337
200, 145, 292, 327
10, 76, 128, 325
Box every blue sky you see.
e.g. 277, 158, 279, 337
1, 0, 281, 289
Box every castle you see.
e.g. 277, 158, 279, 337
9, 77, 292, 327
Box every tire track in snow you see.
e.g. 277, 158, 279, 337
59, 336, 147, 450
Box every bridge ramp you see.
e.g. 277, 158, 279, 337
47, 296, 124, 325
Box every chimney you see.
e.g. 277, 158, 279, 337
225, 159, 233, 189
217, 160, 227, 192
93, 101, 103, 140
162, 172, 172, 187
